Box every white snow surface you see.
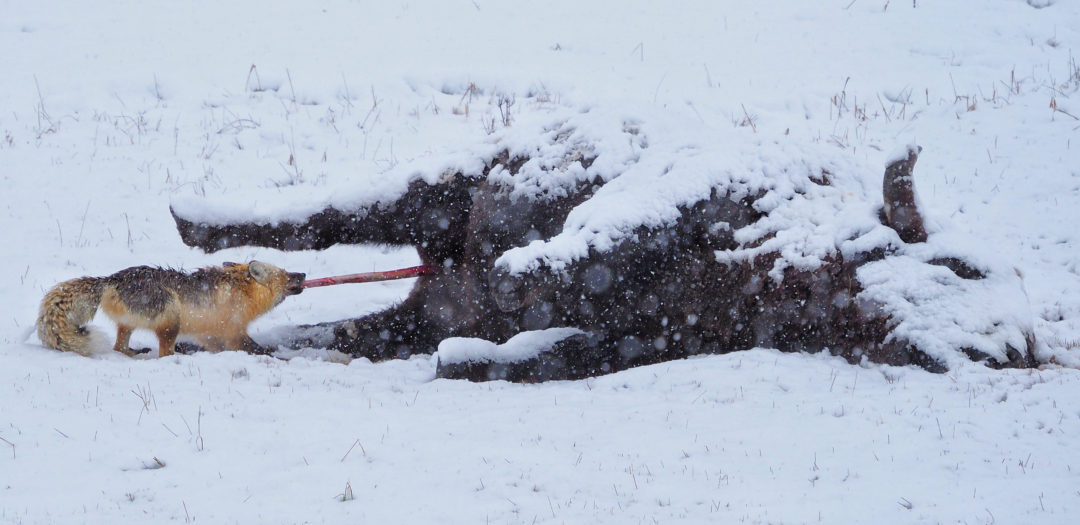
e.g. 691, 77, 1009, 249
3, 0, 1080, 523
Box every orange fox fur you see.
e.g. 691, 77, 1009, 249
36, 261, 305, 357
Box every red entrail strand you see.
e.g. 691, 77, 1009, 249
303, 265, 438, 288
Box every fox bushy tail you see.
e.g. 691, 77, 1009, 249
36, 277, 107, 355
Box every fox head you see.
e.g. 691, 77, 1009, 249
227, 261, 306, 305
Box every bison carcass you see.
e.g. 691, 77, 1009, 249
172, 105, 1036, 381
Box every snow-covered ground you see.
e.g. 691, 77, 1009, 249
2, 0, 1079, 523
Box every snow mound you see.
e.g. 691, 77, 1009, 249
437, 327, 585, 366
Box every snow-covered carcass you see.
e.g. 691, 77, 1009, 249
171, 101, 1036, 381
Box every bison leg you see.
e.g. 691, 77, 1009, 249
171, 177, 479, 266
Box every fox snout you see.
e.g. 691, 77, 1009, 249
286, 272, 306, 295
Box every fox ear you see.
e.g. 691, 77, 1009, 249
222, 261, 239, 267
247, 261, 271, 282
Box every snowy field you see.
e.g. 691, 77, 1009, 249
3, 0, 1080, 523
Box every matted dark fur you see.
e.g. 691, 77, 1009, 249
106, 266, 228, 317
172, 152, 1035, 381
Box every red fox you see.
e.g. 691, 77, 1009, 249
36, 261, 305, 357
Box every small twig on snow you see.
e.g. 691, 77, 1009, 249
0, 435, 14, 459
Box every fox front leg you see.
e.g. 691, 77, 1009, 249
155, 323, 180, 358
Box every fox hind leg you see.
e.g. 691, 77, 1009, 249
113, 325, 154, 356
113, 325, 141, 357
113, 325, 133, 354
